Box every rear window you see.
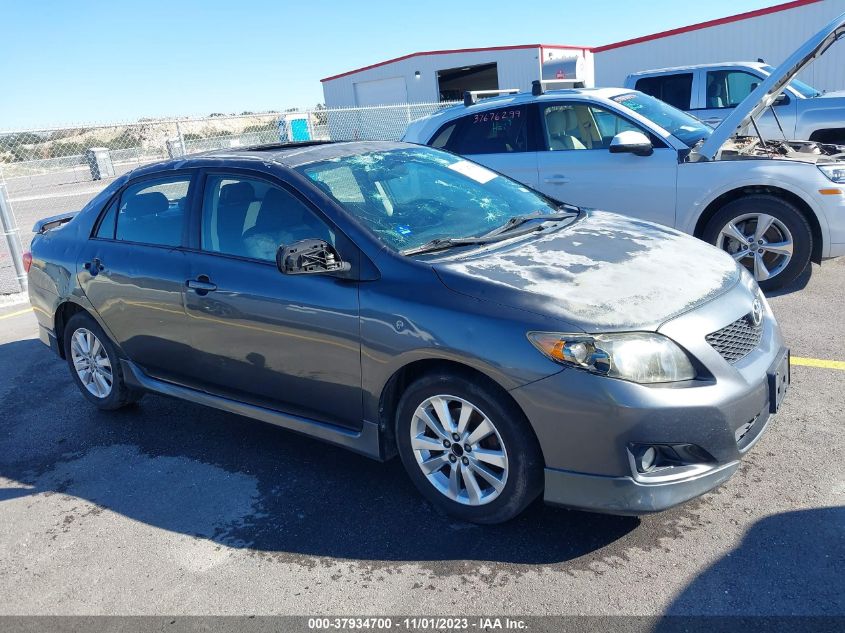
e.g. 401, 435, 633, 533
439, 105, 530, 155
634, 73, 693, 110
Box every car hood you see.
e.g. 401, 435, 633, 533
695, 11, 845, 161
432, 210, 740, 333
818, 89, 845, 98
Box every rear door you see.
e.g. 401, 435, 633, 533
77, 173, 196, 382
432, 103, 540, 189
534, 100, 678, 227
180, 170, 363, 429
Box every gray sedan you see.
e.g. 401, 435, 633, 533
25, 141, 789, 523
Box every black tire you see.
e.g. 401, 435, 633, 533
395, 371, 543, 524
63, 311, 142, 410
702, 194, 813, 291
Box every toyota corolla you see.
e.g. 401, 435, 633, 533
25, 141, 789, 523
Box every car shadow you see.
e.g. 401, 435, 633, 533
657, 507, 844, 619
0, 338, 639, 566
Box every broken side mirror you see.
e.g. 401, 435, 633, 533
276, 239, 351, 276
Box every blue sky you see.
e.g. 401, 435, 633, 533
1, 0, 778, 129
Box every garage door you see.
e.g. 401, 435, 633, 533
353, 77, 408, 106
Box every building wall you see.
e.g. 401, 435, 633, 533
593, 0, 845, 91
322, 47, 592, 108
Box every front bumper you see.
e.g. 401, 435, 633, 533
544, 461, 739, 515
509, 276, 786, 514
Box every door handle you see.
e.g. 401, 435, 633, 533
83, 258, 105, 276
544, 175, 570, 185
186, 276, 217, 295
701, 118, 722, 126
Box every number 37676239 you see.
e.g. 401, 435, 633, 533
473, 110, 520, 123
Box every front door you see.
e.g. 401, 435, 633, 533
694, 68, 798, 139
535, 101, 678, 228
78, 173, 195, 383
182, 172, 363, 430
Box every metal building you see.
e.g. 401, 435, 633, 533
321, 0, 845, 109
321, 45, 594, 108
593, 0, 845, 91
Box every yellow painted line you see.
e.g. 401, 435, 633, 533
0, 307, 33, 320
791, 356, 845, 371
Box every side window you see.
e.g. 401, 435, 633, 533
635, 73, 693, 110
115, 177, 190, 246
542, 104, 653, 151
429, 122, 457, 149
706, 70, 761, 109
94, 198, 118, 239
445, 106, 529, 155
201, 175, 334, 262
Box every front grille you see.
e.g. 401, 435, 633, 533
706, 315, 763, 363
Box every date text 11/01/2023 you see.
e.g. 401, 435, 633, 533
307, 617, 528, 630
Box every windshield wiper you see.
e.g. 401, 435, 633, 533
401, 236, 498, 256
480, 209, 579, 238
401, 210, 578, 256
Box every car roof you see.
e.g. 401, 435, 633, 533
125, 140, 415, 178
627, 61, 767, 76
415, 87, 634, 127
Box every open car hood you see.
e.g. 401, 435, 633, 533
694, 11, 845, 162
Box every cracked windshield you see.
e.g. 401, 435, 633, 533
297, 148, 564, 251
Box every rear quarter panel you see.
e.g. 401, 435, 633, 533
27, 175, 129, 342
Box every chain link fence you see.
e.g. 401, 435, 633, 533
0, 101, 457, 294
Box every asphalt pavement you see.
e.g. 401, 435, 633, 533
0, 259, 842, 616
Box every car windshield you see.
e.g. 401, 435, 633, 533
296, 147, 565, 252
761, 65, 822, 98
611, 91, 712, 147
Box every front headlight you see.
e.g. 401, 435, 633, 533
527, 331, 696, 384
818, 164, 845, 183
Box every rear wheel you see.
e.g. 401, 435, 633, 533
703, 195, 812, 291
63, 312, 142, 410
395, 372, 543, 524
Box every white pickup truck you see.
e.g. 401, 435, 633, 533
625, 61, 845, 145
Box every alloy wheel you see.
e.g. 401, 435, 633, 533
70, 328, 113, 399
716, 212, 794, 282
410, 395, 509, 506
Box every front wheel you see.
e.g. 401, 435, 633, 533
703, 195, 812, 291
395, 372, 543, 524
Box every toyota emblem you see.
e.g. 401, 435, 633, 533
750, 298, 763, 327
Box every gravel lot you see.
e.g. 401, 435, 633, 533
0, 259, 842, 618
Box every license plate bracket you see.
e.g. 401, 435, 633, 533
767, 349, 790, 414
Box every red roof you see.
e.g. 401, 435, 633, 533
321, 0, 823, 82
592, 0, 822, 52
320, 44, 588, 83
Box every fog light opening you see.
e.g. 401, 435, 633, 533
630, 443, 718, 478
637, 446, 657, 473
